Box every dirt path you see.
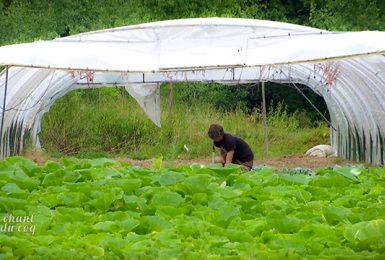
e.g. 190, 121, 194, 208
118, 155, 361, 170
25, 150, 361, 170
253, 155, 361, 170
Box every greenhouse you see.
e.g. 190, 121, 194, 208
1, 17, 385, 163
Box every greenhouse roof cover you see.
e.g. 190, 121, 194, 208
0, 18, 385, 163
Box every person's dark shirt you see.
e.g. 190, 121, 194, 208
213, 133, 254, 163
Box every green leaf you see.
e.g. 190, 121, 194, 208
13, 246, 36, 258
56, 191, 87, 207
124, 195, 147, 211
155, 205, 186, 218
0, 197, 28, 211
322, 205, 351, 225
280, 173, 311, 185
117, 219, 140, 231
1, 183, 26, 194
344, 219, 385, 247
225, 229, 254, 243
93, 221, 119, 232
183, 174, 213, 194
334, 167, 360, 182
152, 156, 163, 170
218, 204, 240, 221
267, 211, 303, 233
84, 245, 105, 257
88, 188, 123, 211
142, 216, 172, 231
33, 235, 56, 246
190, 163, 204, 171
287, 189, 312, 203
151, 190, 184, 207
109, 179, 142, 194
268, 234, 306, 253
62, 171, 81, 182
0, 170, 39, 191
41, 161, 62, 173
91, 168, 121, 180
37, 193, 60, 208
218, 186, 244, 199
75, 169, 93, 181
87, 158, 116, 168
63, 182, 93, 196
309, 174, 353, 187
61, 157, 91, 169
56, 207, 88, 222
41, 170, 65, 186
191, 193, 208, 205
235, 219, 267, 237
207, 163, 241, 176
0, 156, 38, 176
208, 196, 239, 221
155, 171, 186, 186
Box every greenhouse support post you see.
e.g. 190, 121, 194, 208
0, 66, 9, 159
262, 81, 268, 157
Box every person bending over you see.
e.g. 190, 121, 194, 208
208, 124, 254, 171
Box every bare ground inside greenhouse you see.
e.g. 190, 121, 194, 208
25, 151, 362, 170
118, 155, 362, 170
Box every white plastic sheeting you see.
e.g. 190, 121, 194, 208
124, 84, 160, 127
1, 18, 385, 71
0, 18, 385, 164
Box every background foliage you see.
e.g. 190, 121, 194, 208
1, 0, 384, 46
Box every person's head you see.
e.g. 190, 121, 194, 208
208, 124, 224, 142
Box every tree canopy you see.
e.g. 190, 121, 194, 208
0, 0, 384, 45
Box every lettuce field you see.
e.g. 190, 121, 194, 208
0, 156, 385, 259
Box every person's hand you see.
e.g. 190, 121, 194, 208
225, 150, 234, 166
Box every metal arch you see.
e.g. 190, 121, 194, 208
0, 66, 9, 159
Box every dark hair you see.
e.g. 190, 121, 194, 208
208, 124, 224, 139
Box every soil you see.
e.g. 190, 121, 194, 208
116, 154, 361, 170
253, 155, 361, 170
24, 150, 362, 170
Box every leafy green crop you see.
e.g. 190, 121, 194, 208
0, 156, 385, 258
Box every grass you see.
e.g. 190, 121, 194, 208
38, 85, 330, 161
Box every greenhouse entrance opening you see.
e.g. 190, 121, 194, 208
37, 81, 330, 160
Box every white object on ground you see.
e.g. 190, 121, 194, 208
305, 144, 337, 158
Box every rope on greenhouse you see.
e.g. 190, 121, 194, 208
278, 70, 337, 131
292, 82, 336, 131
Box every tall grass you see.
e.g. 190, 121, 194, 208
39, 85, 330, 160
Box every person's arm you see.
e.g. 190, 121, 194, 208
220, 148, 226, 166
224, 150, 234, 166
